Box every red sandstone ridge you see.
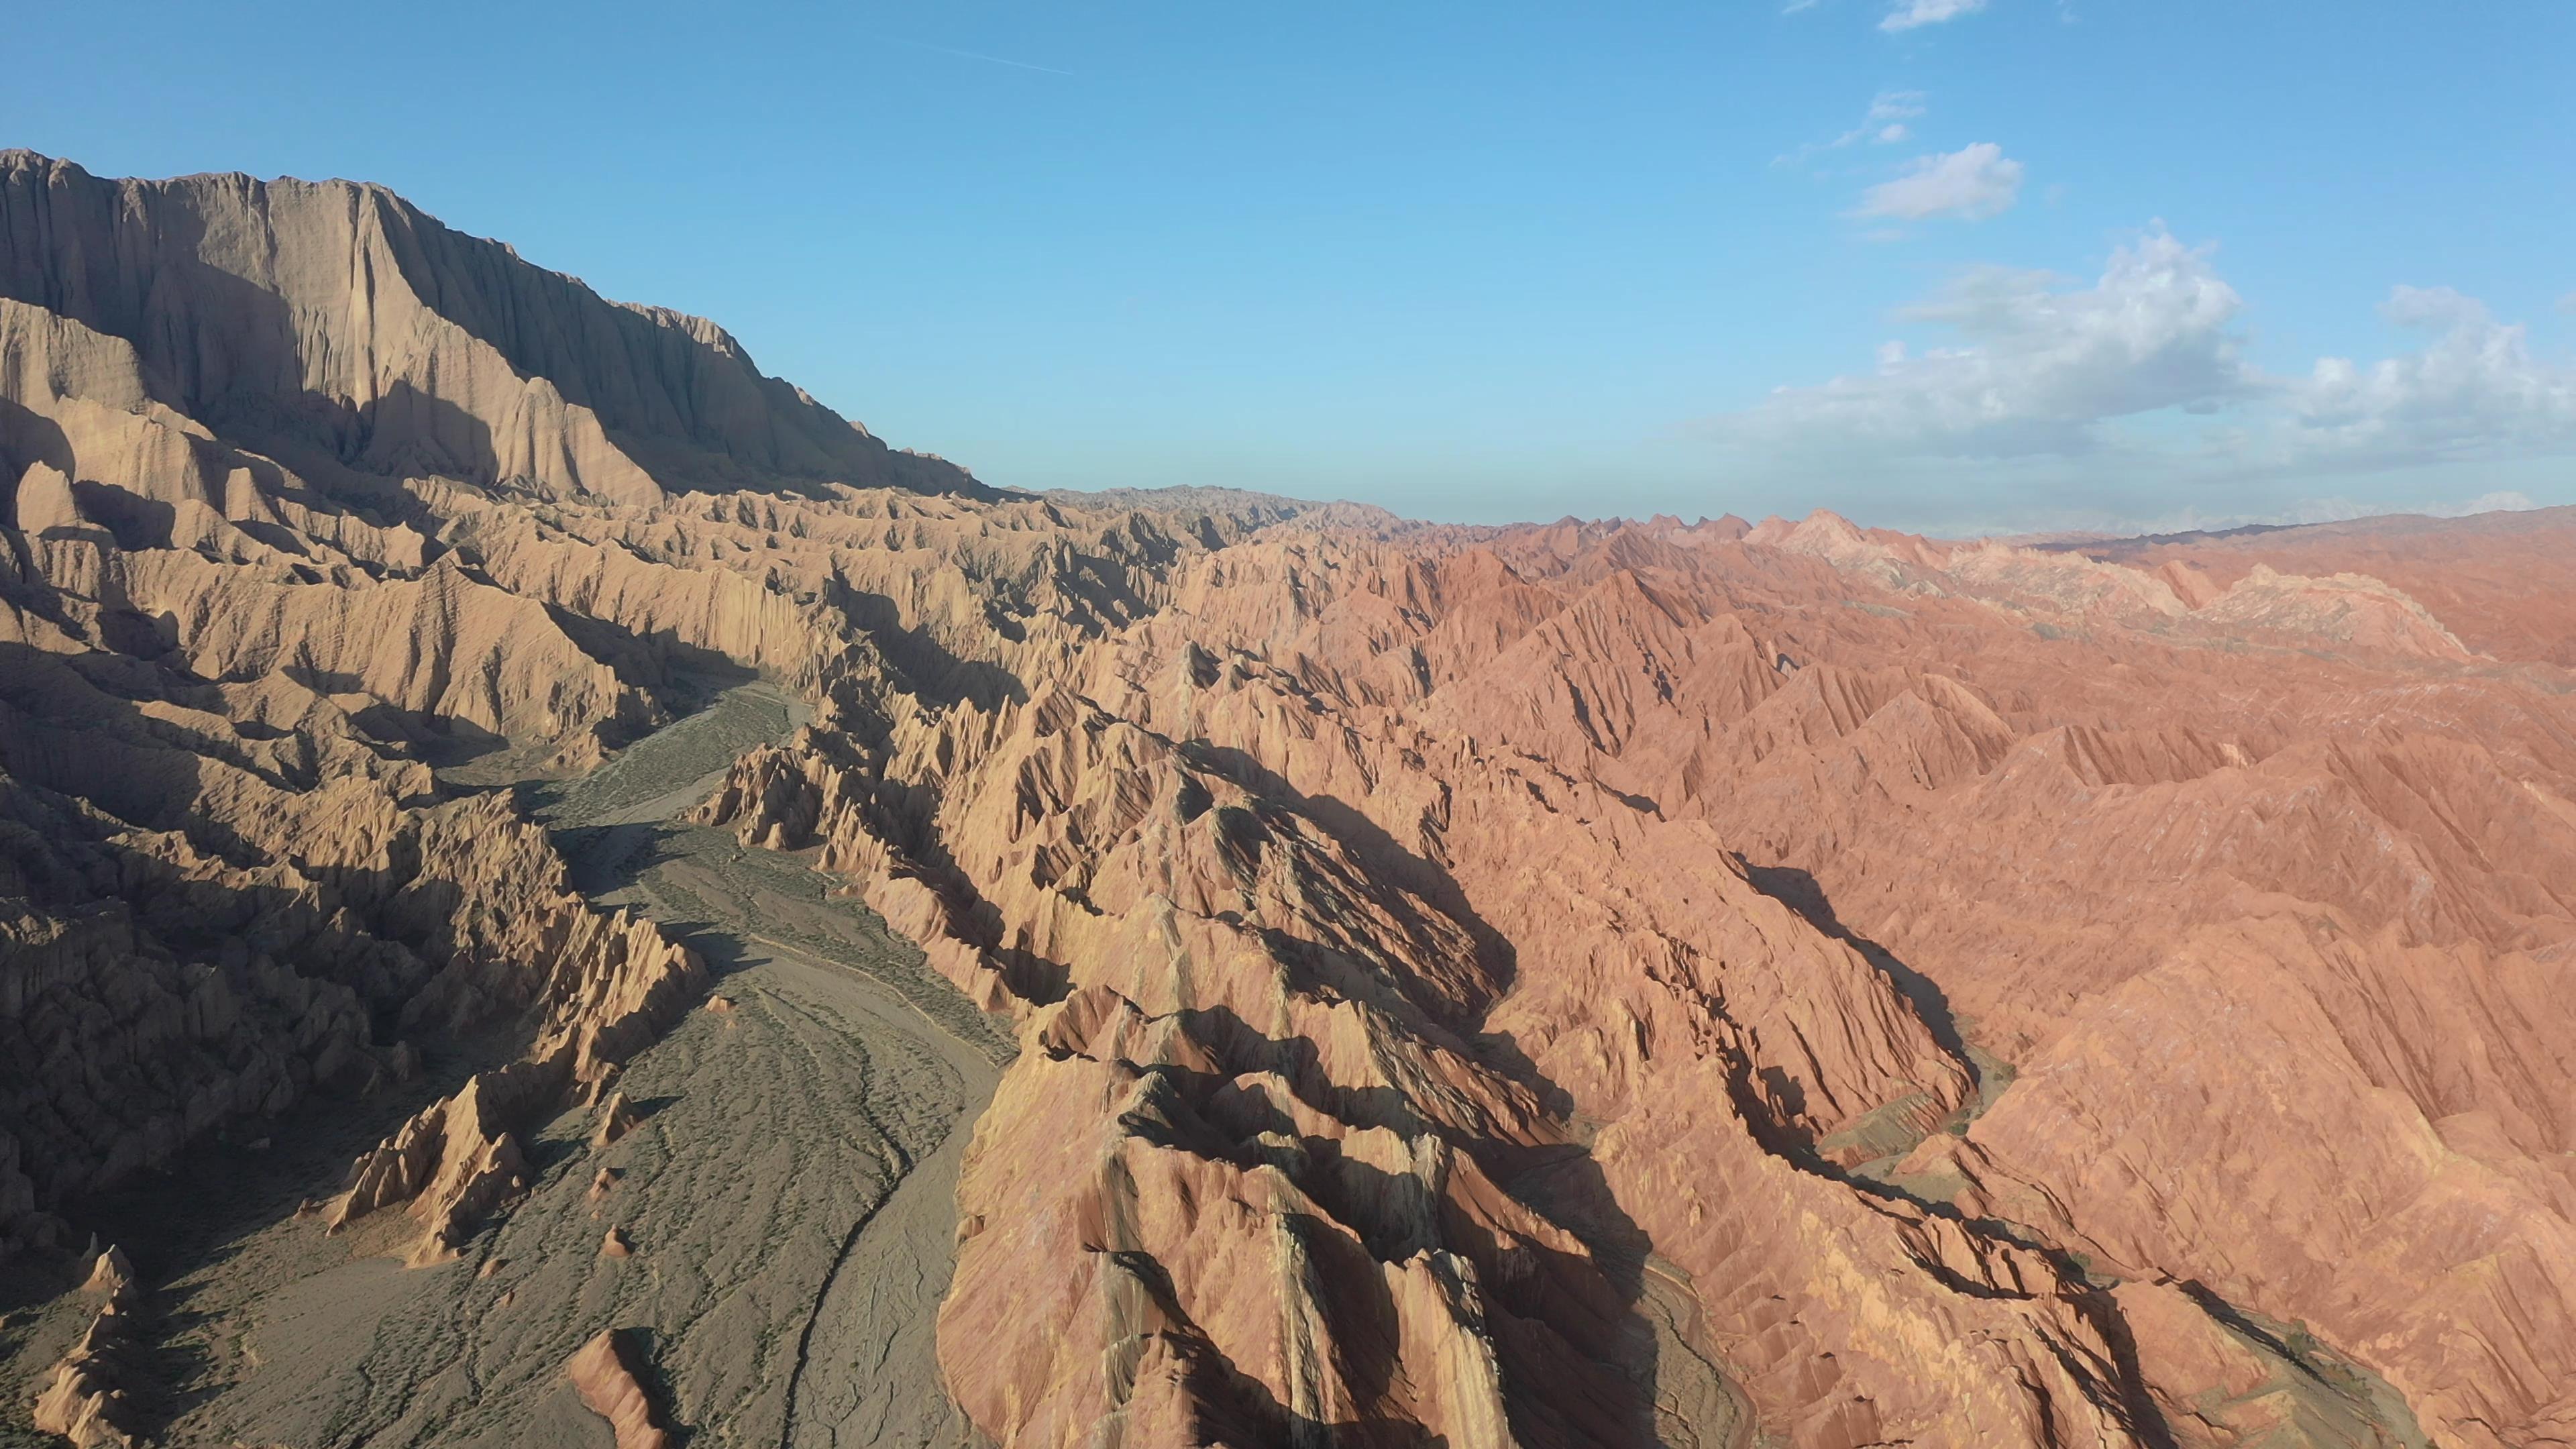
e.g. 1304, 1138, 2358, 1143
697, 504, 2576, 1446
2056, 504, 2576, 665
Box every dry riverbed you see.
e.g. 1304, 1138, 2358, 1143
3, 682, 1007, 1448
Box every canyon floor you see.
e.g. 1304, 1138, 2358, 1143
5, 682, 1010, 1447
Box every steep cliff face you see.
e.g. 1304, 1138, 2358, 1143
0, 150, 981, 506
8, 158, 2575, 1449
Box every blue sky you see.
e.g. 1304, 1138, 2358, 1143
10, 1, 2573, 533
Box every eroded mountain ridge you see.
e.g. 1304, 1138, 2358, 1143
5, 153, 2573, 1449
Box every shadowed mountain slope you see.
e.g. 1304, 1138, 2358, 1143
0, 150, 987, 506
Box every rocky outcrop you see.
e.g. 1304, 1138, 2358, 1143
592, 1090, 638, 1148
32, 1248, 148, 1447
565, 1329, 673, 1449
78, 1244, 135, 1299
325, 849, 704, 1263
329, 1058, 542, 1265
31, 1308, 142, 1448
699, 555, 2136, 1442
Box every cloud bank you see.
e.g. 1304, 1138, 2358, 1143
1851, 142, 2025, 221
1715, 227, 2576, 494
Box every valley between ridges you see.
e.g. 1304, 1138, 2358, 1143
4, 679, 1011, 1449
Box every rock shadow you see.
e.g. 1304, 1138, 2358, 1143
1740, 860, 1976, 1079
1102, 998, 1686, 1448
824, 578, 1027, 710
1183, 742, 1520, 1021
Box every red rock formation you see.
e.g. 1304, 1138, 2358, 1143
700, 559, 2146, 1442
2064, 502, 2576, 665
330, 1061, 540, 1265
313, 797, 704, 1263
592, 1091, 639, 1148
79, 1245, 134, 1299
31, 1308, 141, 1449
32, 1248, 147, 1446
683, 500, 2576, 1445
566, 1329, 673, 1449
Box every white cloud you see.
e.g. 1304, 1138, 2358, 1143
1852, 142, 2025, 221
2273, 286, 2576, 468
1711, 229, 2576, 497
1864, 91, 1927, 131
1882, 0, 1987, 32
2413, 490, 2535, 517
2439, 490, 2537, 515
1723, 226, 2255, 457
1776, 91, 1927, 166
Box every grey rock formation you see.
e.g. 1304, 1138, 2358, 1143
0, 150, 987, 506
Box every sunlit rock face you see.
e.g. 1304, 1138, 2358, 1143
9, 153, 2575, 1448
